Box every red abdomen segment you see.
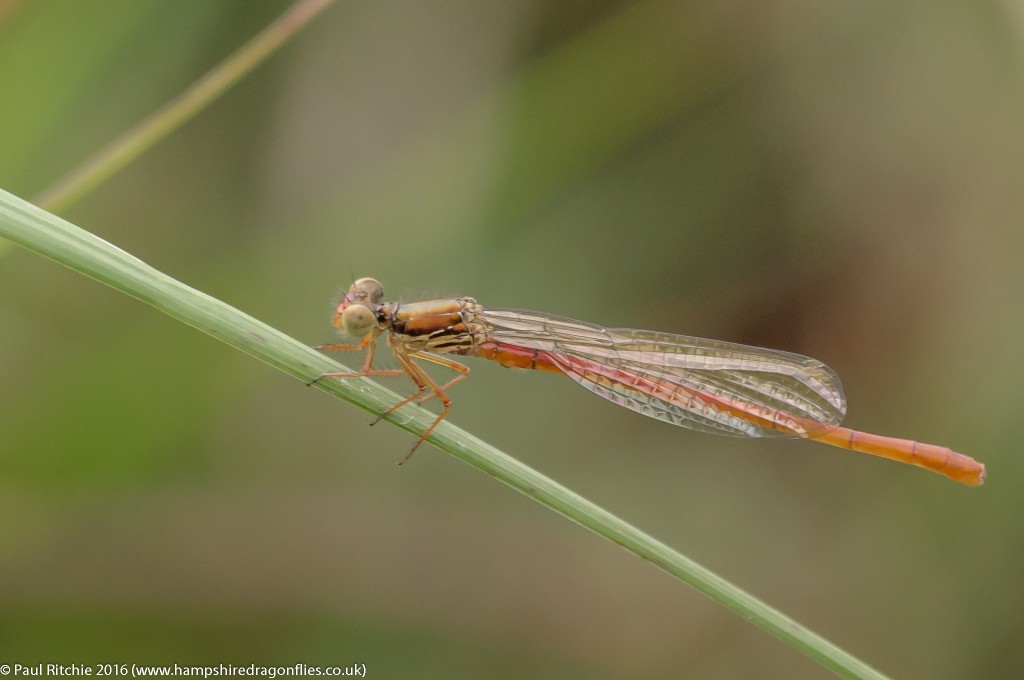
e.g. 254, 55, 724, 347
470, 340, 986, 486
470, 340, 564, 373
808, 426, 986, 486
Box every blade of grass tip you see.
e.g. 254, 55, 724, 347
30, 0, 335, 215
0, 189, 890, 680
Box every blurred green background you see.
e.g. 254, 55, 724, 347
1, 1, 1022, 677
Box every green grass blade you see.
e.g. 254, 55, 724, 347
0, 187, 890, 680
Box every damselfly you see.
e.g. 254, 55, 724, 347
312, 278, 985, 486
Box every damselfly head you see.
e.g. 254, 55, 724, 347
337, 303, 376, 337
348, 277, 384, 304
333, 277, 385, 337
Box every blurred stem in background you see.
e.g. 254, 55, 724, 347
30, 0, 335, 216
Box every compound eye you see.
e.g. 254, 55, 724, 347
341, 303, 376, 337
352, 277, 384, 304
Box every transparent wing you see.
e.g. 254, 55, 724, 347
481, 308, 846, 438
